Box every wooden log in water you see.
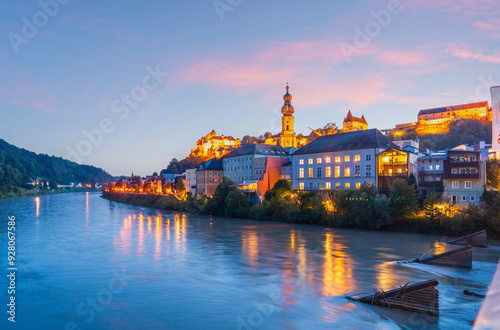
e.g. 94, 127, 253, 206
348, 280, 440, 316
415, 245, 472, 268
446, 230, 487, 248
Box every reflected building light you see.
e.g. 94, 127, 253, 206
242, 231, 258, 266
138, 214, 144, 256
147, 217, 152, 233
35, 197, 40, 217
322, 232, 354, 296
86, 191, 89, 214
166, 218, 171, 242
155, 216, 162, 259
290, 229, 295, 251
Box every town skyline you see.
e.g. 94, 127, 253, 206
1, 1, 499, 175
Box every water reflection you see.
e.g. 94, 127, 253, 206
322, 232, 354, 296
155, 215, 162, 259
35, 197, 40, 217
242, 230, 258, 266
138, 214, 144, 256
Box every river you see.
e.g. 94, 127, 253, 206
0, 192, 499, 329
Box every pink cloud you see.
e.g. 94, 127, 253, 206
405, 0, 498, 15
447, 43, 500, 63
474, 18, 500, 39
0, 77, 59, 114
176, 40, 441, 108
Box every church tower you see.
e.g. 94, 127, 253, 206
279, 84, 297, 148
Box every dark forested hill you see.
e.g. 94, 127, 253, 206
0, 139, 113, 196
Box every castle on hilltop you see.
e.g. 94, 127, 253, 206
190, 130, 240, 160
341, 110, 368, 133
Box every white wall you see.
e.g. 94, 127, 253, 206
491, 86, 500, 158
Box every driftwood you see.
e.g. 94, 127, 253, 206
463, 290, 485, 298
446, 230, 487, 248
347, 280, 440, 316
414, 245, 472, 268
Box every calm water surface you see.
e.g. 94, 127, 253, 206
0, 192, 499, 329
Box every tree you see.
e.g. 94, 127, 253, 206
175, 179, 185, 193
390, 179, 419, 223
210, 177, 238, 216
486, 159, 500, 189
224, 190, 251, 218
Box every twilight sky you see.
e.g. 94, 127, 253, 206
1, 0, 499, 176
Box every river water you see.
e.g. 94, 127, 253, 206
0, 192, 499, 329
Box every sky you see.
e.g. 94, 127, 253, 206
1, 0, 499, 176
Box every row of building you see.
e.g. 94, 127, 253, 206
186, 127, 491, 206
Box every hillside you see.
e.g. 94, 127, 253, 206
0, 139, 113, 197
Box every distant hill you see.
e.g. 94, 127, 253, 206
0, 139, 113, 196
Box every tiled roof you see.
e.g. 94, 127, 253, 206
292, 129, 397, 156
223, 144, 288, 158
197, 158, 223, 171
418, 101, 488, 116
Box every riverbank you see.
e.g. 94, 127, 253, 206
102, 188, 500, 240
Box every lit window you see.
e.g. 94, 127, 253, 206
428, 165, 433, 170
366, 154, 371, 161
354, 155, 360, 162
470, 195, 475, 202
345, 166, 350, 177
317, 158, 322, 164
345, 182, 350, 189
436, 165, 441, 170
335, 157, 341, 163
326, 166, 331, 177
452, 181, 459, 189
299, 168, 304, 178
299, 159, 304, 165
318, 182, 322, 190
345, 156, 350, 162
326, 182, 331, 189
326, 157, 331, 163
335, 182, 340, 189
355, 165, 360, 176
308, 159, 313, 164
335, 166, 340, 178
465, 181, 472, 189
309, 168, 313, 178
299, 182, 304, 190
355, 182, 361, 189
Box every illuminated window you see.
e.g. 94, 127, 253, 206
308, 159, 313, 164
345, 166, 350, 177
354, 155, 360, 162
335, 166, 340, 178
318, 182, 322, 190
317, 167, 322, 178
335, 157, 341, 163
299, 168, 304, 178
317, 158, 322, 164
308, 168, 313, 178
345, 156, 350, 162
345, 182, 350, 189
326, 166, 331, 177
335, 182, 340, 189
355, 165, 360, 176
428, 165, 433, 170
355, 182, 361, 189
299, 182, 304, 190
465, 181, 472, 189
436, 165, 441, 170
326, 182, 331, 189
299, 159, 304, 165
326, 157, 331, 163
452, 181, 459, 189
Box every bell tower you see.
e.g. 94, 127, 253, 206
280, 84, 297, 148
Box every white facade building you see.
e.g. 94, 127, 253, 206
184, 168, 197, 196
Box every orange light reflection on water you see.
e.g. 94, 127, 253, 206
35, 197, 40, 217
242, 230, 258, 266
322, 232, 354, 296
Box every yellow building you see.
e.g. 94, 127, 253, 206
416, 101, 491, 135
341, 110, 368, 132
190, 130, 241, 160
280, 85, 297, 148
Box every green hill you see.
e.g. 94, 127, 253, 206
0, 139, 113, 197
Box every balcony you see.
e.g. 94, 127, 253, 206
449, 161, 480, 167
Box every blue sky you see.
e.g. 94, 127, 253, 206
1, 0, 499, 176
